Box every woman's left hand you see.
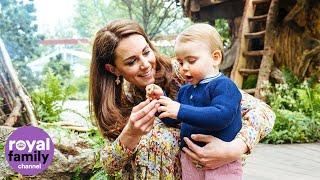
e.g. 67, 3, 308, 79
182, 134, 248, 170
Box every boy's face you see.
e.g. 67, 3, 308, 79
175, 41, 221, 85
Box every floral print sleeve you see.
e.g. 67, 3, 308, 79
100, 137, 137, 176
237, 90, 276, 152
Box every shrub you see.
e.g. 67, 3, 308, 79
263, 109, 320, 144
242, 74, 257, 89
70, 75, 89, 100
263, 71, 320, 144
31, 70, 76, 122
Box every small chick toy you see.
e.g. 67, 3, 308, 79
145, 84, 164, 100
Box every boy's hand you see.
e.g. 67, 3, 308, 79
158, 96, 180, 119
146, 84, 164, 100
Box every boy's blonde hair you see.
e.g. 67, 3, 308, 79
176, 23, 224, 55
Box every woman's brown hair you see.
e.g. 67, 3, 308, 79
89, 19, 178, 139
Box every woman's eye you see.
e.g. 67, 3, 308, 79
126, 59, 136, 66
143, 50, 150, 56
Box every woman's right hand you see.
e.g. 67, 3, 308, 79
119, 99, 159, 150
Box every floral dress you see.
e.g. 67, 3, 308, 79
100, 89, 275, 179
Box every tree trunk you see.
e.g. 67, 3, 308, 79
271, 0, 320, 80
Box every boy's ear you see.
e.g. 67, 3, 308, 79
211, 50, 222, 66
104, 64, 120, 76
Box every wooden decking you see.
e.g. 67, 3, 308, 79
244, 143, 320, 180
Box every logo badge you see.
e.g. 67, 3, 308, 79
5, 126, 54, 176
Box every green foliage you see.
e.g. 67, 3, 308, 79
73, 0, 109, 38
0, 142, 4, 153
0, 0, 41, 60
74, 0, 187, 39
71, 75, 89, 100
90, 169, 109, 180
15, 61, 41, 91
215, 19, 231, 48
31, 70, 77, 122
282, 68, 300, 87
0, 142, 4, 171
43, 55, 73, 80
89, 168, 122, 180
267, 80, 320, 119
0, 0, 43, 91
263, 110, 320, 144
263, 71, 320, 144
242, 75, 258, 89
86, 129, 108, 179
86, 128, 105, 150
72, 166, 83, 180
107, 0, 183, 38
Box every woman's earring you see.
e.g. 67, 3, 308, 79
115, 76, 121, 85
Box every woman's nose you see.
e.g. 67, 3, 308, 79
140, 57, 151, 69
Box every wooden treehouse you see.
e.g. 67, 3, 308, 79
178, 0, 320, 100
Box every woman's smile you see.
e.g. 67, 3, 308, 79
139, 69, 152, 77
137, 69, 156, 85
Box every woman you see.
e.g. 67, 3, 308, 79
89, 19, 275, 179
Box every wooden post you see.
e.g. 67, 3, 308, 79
4, 97, 21, 126
254, 49, 274, 100
254, 0, 279, 100
0, 39, 38, 126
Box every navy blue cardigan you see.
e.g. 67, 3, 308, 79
162, 73, 242, 148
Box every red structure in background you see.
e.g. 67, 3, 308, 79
39, 38, 90, 45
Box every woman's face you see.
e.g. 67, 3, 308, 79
113, 34, 156, 89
